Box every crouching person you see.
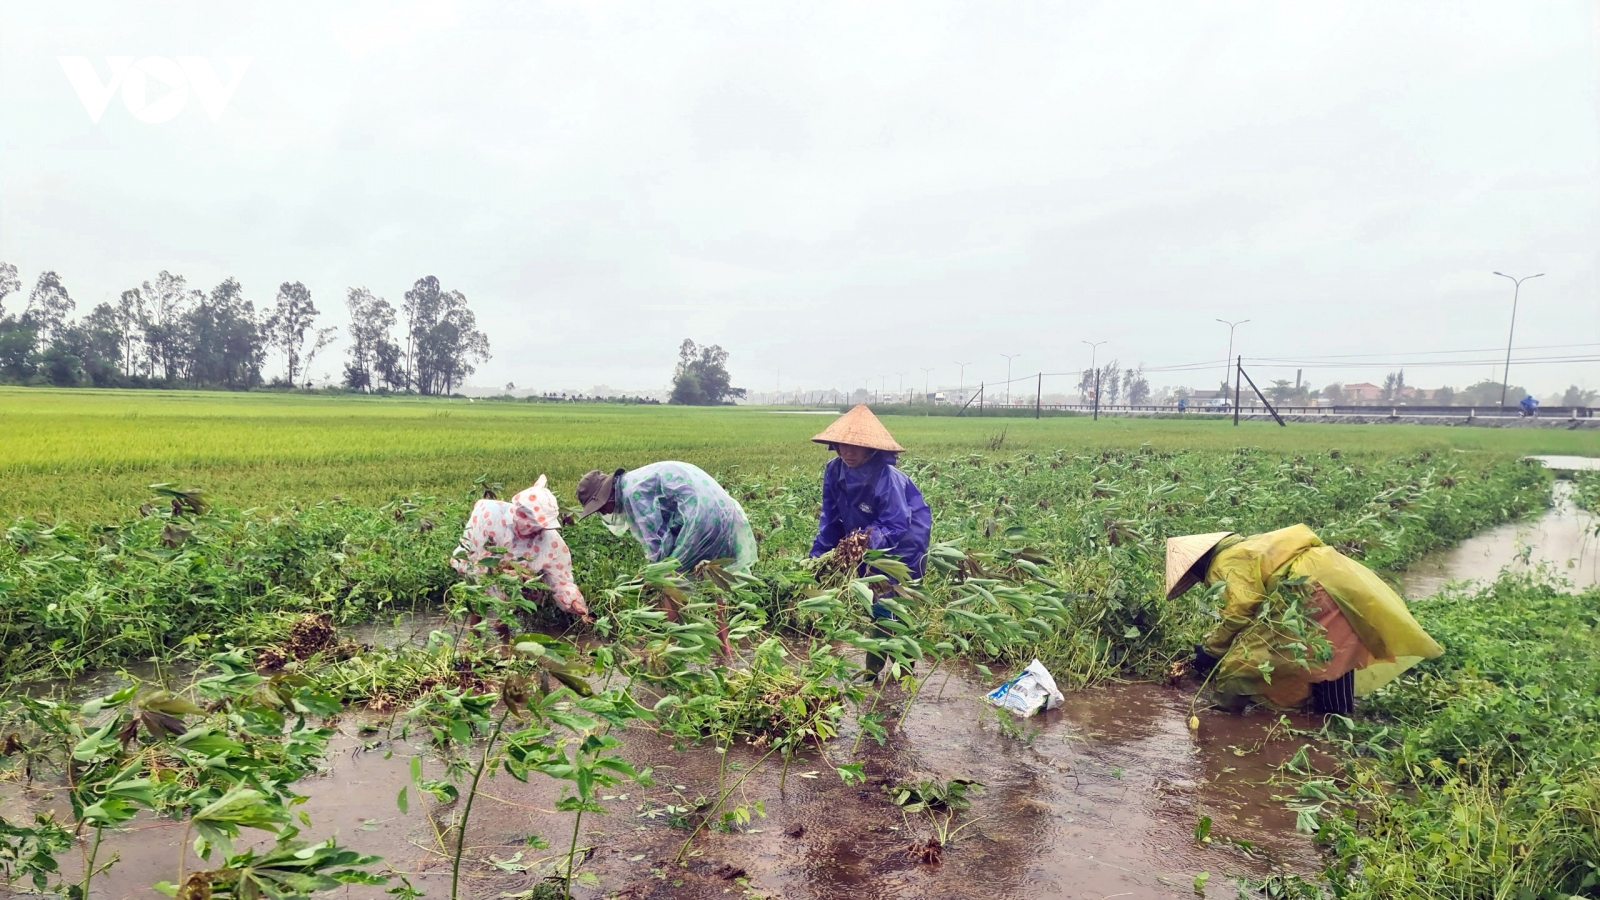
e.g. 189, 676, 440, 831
451, 475, 589, 618
574, 461, 756, 572
1165, 526, 1441, 714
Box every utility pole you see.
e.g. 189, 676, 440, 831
954, 361, 971, 407
1233, 355, 1243, 426
921, 366, 935, 406
1001, 353, 1021, 406
896, 371, 907, 405
1493, 271, 1544, 407
1216, 319, 1249, 391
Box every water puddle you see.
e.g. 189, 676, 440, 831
1527, 455, 1600, 472
5, 674, 1325, 900
1398, 477, 1600, 597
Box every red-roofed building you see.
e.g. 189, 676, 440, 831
1343, 382, 1382, 403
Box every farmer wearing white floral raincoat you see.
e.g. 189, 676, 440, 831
451, 475, 589, 616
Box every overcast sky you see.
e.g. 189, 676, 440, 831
2, 1, 1596, 396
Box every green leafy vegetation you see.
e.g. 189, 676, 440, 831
0, 447, 1547, 687
1572, 469, 1600, 512
1303, 576, 1600, 899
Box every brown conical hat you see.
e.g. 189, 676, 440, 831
1164, 532, 1235, 600
812, 404, 905, 452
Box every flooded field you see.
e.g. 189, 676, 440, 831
4, 673, 1325, 900
6, 456, 1592, 900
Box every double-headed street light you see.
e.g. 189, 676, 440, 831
1493, 271, 1544, 407
1216, 319, 1249, 387
1001, 353, 1021, 404
1081, 340, 1106, 402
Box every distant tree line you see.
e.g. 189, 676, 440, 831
1076, 361, 1150, 405
0, 262, 488, 394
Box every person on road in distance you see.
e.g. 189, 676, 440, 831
1519, 393, 1539, 417
809, 405, 933, 677
1165, 526, 1442, 715
451, 475, 589, 617
575, 461, 757, 572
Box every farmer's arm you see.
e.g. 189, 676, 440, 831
1200, 548, 1269, 658
865, 474, 914, 551
621, 472, 672, 563
450, 502, 492, 577
870, 476, 932, 579
534, 531, 589, 616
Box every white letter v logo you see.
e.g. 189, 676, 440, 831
59, 57, 134, 123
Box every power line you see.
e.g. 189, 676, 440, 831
1251, 341, 1600, 363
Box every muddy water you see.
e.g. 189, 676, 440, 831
6, 674, 1325, 900
1398, 478, 1600, 597
1527, 455, 1600, 472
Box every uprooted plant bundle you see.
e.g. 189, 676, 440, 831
0, 446, 1559, 897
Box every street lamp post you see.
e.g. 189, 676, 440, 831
895, 371, 907, 404
921, 366, 935, 405
1493, 271, 1544, 407
1081, 340, 1106, 404
954, 361, 970, 405
1216, 319, 1249, 390
1001, 353, 1021, 405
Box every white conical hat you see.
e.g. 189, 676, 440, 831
812, 404, 905, 452
1164, 532, 1234, 600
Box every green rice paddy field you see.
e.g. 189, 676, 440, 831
2, 386, 1594, 520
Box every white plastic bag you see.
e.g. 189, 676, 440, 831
985, 659, 1065, 718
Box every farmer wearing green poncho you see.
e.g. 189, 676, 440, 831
1166, 525, 1443, 715
575, 461, 757, 572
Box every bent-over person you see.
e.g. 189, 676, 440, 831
1166, 525, 1441, 714
451, 475, 588, 616
575, 461, 757, 572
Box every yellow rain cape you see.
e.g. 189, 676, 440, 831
1200, 525, 1443, 708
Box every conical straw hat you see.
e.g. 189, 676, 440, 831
1164, 532, 1235, 600
812, 404, 905, 452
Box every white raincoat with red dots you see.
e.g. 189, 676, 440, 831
450, 475, 588, 615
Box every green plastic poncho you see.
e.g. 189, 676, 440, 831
1201, 524, 1443, 708
609, 461, 757, 572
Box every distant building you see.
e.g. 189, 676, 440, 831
1343, 382, 1383, 403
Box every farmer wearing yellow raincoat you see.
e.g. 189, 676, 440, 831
1166, 526, 1442, 714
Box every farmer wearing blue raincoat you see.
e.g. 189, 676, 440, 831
809, 404, 933, 677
